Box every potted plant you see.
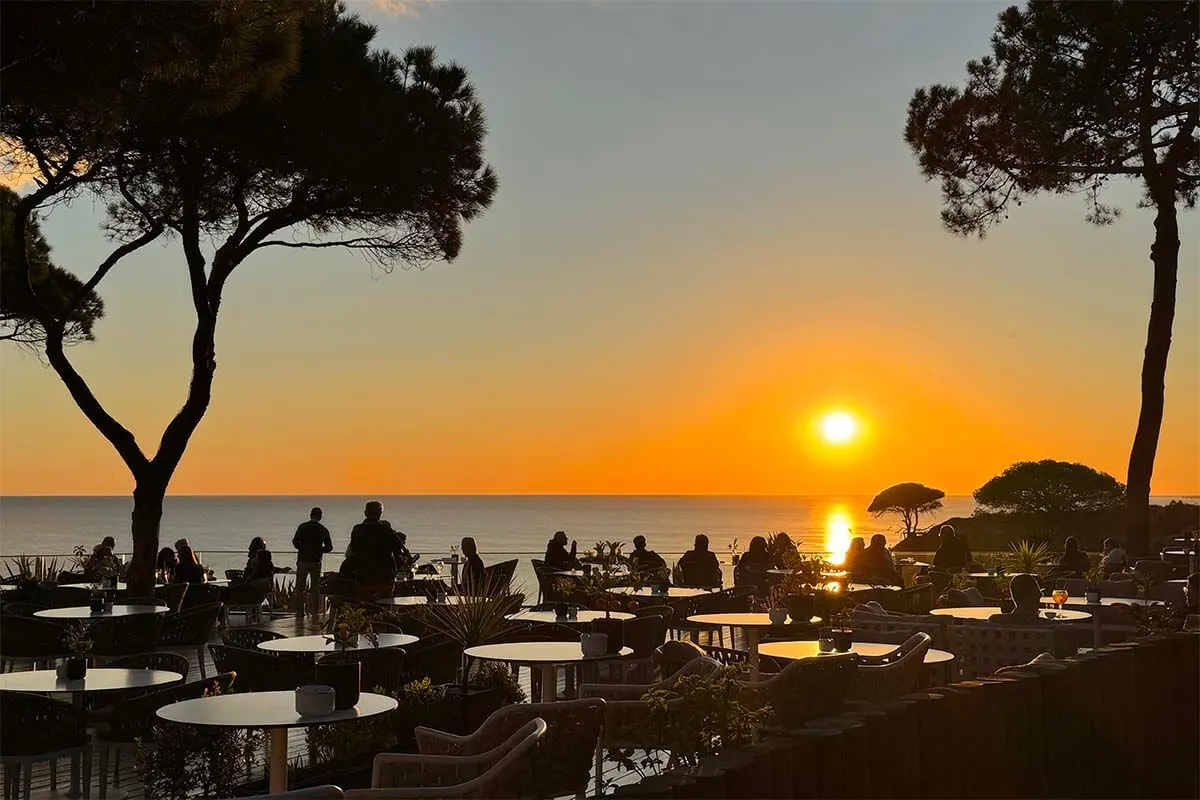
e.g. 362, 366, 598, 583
318, 606, 379, 708
775, 552, 827, 623
728, 538, 741, 566
1084, 563, 1105, 603
559, 541, 636, 654
828, 608, 854, 652
424, 571, 518, 687
62, 621, 92, 680
765, 585, 789, 625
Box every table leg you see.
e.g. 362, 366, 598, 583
539, 665, 557, 703
1094, 616, 1102, 648
747, 628, 760, 682
67, 692, 83, 799
269, 728, 289, 794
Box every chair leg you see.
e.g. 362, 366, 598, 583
197, 646, 208, 679
98, 745, 109, 799
49, 759, 56, 792
81, 746, 92, 800
21, 762, 31, 800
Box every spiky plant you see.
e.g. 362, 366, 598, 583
1004, 540, 1051, 574
423, 571, 520, 683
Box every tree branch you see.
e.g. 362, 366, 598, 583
60, 224, 163, 323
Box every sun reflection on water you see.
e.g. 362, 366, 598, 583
824, 504, 854, 565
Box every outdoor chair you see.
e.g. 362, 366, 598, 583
1096, 580, 1140, 598
532, 559, 567, 605
674, 589, 736, 646
345, 717, 546, 799
1147, 582, 1186, 605
948, 621, 1071, 678
738, 652, 858, 729
0, 614, 67, 672
494, 622, 580, 700
87, 652, 190, 722
225, 569, 246, 583
705, 645, 781, 675
580, 655, 722, 700
222, 626, 285, 650
156, 602, 221, 678
221, 577, 271, 626
178, 582, 223, 611
849, 610, 949, 649
0, 602, 47, 618
320, 647, 407, 694
1, 690, 91, 800
848, 632, 932, 702
50, 585, 94, 608
90, 610, 165, 662
1132, 560, 1175, 581
415, 698, 603, 799
757, 619, 822, 644
632, 604, 675, 624
1054, 578, 1089, 596
55, 572, 92, 586
153, 582, 188, 612
118, 596, 168, 607
482, 560, 518, 593
652, 639, 707, 678
616, 613, 670, 683
397, 633, 462, 686
258, 787, 345, 799
95, 673, 236, 799
207, 644, 307, 693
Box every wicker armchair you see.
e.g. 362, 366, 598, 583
0, 602, 48, 618
0, 690, 91, 799
616, 613, 670, 682
0, 614, 67, 672
90, 611, 165, 661
320, 647, 406, 694
413, 698, 602, 800
343, 718, 546, 799
580, 655, 722, 700
632, 604, 675, 623
221, 577, 272, 626
848, 632, 932, 702
704, 645, 782, 675
398, 633, 461, 686
179, 582, 223, 611
50, 585, 95, 608
95, 673, 235, 799
225, 569, 246, 583
87, 652, 190, 723
156, 602, 222, 678
849, 611, 949, 649
482, 560, 518, 593
738, 652, 858, 729
207, 644, 307, 693
222, 626, 285, 650
948, 621, 1071, 678
153, 582, 189, 612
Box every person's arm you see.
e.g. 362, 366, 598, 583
293, 524, 304, 550
321, 525, 333, 554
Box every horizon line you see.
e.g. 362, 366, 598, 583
2, 492, 1196, 500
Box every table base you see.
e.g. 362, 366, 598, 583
539, 665, 557, 703
269, 728, 288, 794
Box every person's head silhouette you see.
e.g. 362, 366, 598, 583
694, 534, 710, 552
1010, 573, 1041, 609
310, 507, 323, 521
633, 535, 647, 551
364, 501, 383, 521
462, 537, 478, 557
870, 534, 888, 550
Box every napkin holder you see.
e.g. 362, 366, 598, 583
296, 685, 336, 717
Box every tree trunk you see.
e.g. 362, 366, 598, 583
1125, 198, 1179, 557
129, 478, 167, 595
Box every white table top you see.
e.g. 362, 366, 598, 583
759, 640, 956, 665
0, 667, 182, 694
0, 585, 18, 592
611, 586, 712, 598
1040, 597, 1159, 608
376, 596, 431, 606
258, 633, 418, 654
930, 606, 1093, 622
505, 610, 635, 624
157, 690, 397, 729
686, 612, 821, 627
766, 569, 851, 578
465, 642, 633, 664
841, 583, 901, 593
35, 604, 170, 620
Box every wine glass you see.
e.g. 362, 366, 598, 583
1052, 588, 1069, 612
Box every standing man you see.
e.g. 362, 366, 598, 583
345, 501, 401, 600
293, 506, 333, 619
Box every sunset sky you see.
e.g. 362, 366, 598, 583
1, 0, 1197, 497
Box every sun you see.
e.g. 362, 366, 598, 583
819, 411, 859, 445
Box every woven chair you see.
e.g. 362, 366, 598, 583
849, 611, 950, 649
848, 632, 932, 702
704, 645, 781, 675
1096, 580, 1140, 599
153, 582, 188, 612
95, 673, 236, 799
757, 619, 823, 645
87, 652, 190, 722
398, 633, 461, 686
948, 621, 1071, 678
55, 572, 92, 586
257, 787, 345, 799
90, 611, 165, 661
673, 589, 736, 646
207, 644, 307, 693
632, 604, 675, 624
320, 647, 406, 694
738, 652, 858, 729
0, 602, 48, 618
494, 623, 580, 700
415, 698, 603, 799
50, 585, 95, 608
225, 569, 246, 583
616, 613, 670, 683
1, 690, 91, 800
178, 582, 222, 611
482, 560, 518, 593
222, 626, 285, 650
0, 614, 67, 672
156, 602, 221, 678
344, 718, 546, 799
221, 577, 272, 626
118, 595, 168, 608
580, 655, 722, 701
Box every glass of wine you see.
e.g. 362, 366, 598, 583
1052, 588, 1069, 611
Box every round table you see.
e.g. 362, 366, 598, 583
0, 667, 182, 797
505, 609, 635, 624
759, 640, 956, 665
377, 596, 431, 607
464, 642, 633, 703
158, 690, 397, 794
34, 604, 170, 620
767, 569, 851, 579
258, 632, 418, 655
1039, 597, 1159, 608
686, 613, 821, 680
611, 586, 713, 599
930, 607, 1093, 622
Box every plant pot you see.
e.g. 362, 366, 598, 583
89, 595, 106, 613
831, 628, 853, 653
581, 632, 608, 657
784, 593, 815, 622
1085, 588, 1101, 604
591, 617, 625, 653
65, 657, 88, 680
315, 660, 361, 709
553, 602, 569, 619
768, 607, 788, 625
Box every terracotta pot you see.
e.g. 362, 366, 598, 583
315, 660, 361, 709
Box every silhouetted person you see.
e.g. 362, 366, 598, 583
394, 530, 417, 573
85, 536, 117, 579
843, 537, 867, 573
460, 537, 486, 593
1052, 536, 1091, 577
244, 537, 267, 574
156, 547, 178, 583
344, 501, 402, 598
769, 532, 799, 566
678, 534, 722, 588
734, 536, 774, 589
244, 549, 278, 583
1100, 537, 1128, 578
293, 506, 333, 618
857, 534, 902, 586
932, 525, 970, 572
989, 573, 1047, 624
544, 531, 581, 571
629, 535, 668, 581
173, 545, 208, 584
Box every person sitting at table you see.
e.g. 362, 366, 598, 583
459, 537, 486, 592
734, 536, 775, 590
394, 530, 418, 573
1048, 536, 1091, 579
156, 547, 178, 583
769, 532, 800, 566
343, 501, 402, 598
931, 525, 970, 572
1099, 538, 1128, 578
84, 536, 118, 579
244, 536, 267, 573
173, 545, 208, 584
244, 549, 281, 583
629, 535, 668, 581
544, 530, 581, 571
843, 537, 867, 573
677, 534, 722, 588
988, 573, 1048, 624
855, 534, 903, 586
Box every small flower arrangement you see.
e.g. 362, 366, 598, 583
323, 606, 379, 649
830, 607, 854, 631
65, 621, 94, 655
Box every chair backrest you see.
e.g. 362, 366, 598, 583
55, 572, 92, 586
153, 582, 188, 612
1096, 580, 1140, 598
90, 611, 165, 657
0, 602, 48, 617
207, 644, 305, 693
705, 645, 781, 674
851, 632, 932, 703
106, 651, 190, 681
850, 612, 949, 649
0, 689, 87, 756
948, 621, 1069, 679
397, 632, 462, 685
483, 560, 518, 592
119, 596, 169, 607
1147, 582, 1186, 604
633, 604, 675, 624
224, 577, 272, 605
222, 627, 286, 650
158, 602, 221, 646
258, 787, 345, 799
51, 585, 94, 607
104, 673, 237, 743
375, 718, 546, 795
621, 613, 669, 658
750, 653, 858, 728
225, 569, 246, 582
179, 582, 223, 609
320, 647, 406, 694
1133, 560, 1175, 580
1055, 578, 1089, 596
0, 614, 66, 659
